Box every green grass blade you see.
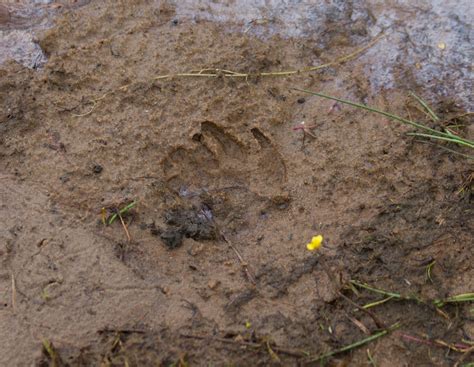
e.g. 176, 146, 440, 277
108, 201, 137, 225
407, 133, 474, 148
363, 296, 395, 309
292, 88, 474, 148
350, 280, 401, 299
119, 201, 137, 214
409, 92, 440, 122
293, 88, 442, 134
444, 293, 474, 303
308, 323, 400, 363
434, 293, 474, 307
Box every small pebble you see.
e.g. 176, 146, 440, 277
208, 280, 220, 290
188, 242, 204, 256
92, 164, 103, 174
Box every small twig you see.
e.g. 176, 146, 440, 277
71, 99, 97, 117
11, 273, 16, 313
293, 121, 317, 139
399, 333, 435, 347
454, 345, 474, 367
347, 315, 370, 335
367, 349, 377, 366
72, 87, 123, 117
155, 35, 383, 80
338, 291, 386, 329
434, 307, 450, 320
72, 34, 383, 116
456, 172, 473, 195
222, 234, 256, 285
434, 339, 472, 352
118, 212, 131, 242
400, 333, 471, 353
98, 328, 146, 334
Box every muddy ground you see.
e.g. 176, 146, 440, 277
1, 1, 473, 366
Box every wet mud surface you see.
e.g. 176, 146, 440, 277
1, 1, 473, 366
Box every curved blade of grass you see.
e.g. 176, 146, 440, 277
293, 88, 441, 134
351, 280, 425, 303
350, 280, 401, 299
363, 296, 395, 309
410, 92, 440, 122
352, 280, 473, 308
108, 201, 137, 225
42, 340, 60, 367
292, 88, 474, 148
307, 323, 400, 363
434, 293, 474, 308
407, 133, 474, 149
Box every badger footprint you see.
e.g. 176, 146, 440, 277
162, 121, 286, 197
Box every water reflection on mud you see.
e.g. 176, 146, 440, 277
1, 0, 472, 105
174, 0, 473, 105
0, 1, 89, 68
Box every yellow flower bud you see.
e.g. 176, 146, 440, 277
306, 235, 323, 251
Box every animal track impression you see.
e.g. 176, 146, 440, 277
162, 121, 286, 198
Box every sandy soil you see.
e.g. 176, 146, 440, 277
1, 1, 473, 366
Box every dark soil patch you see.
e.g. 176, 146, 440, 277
153, 205, 218, 249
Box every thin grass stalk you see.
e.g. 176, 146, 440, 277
306, 323, 400, 363
293, 89, 474, 148
407, 133, 474, 148
409, 92, 440, 121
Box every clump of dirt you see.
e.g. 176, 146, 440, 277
0, 1, 472, 366
153, 205, 218, 249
